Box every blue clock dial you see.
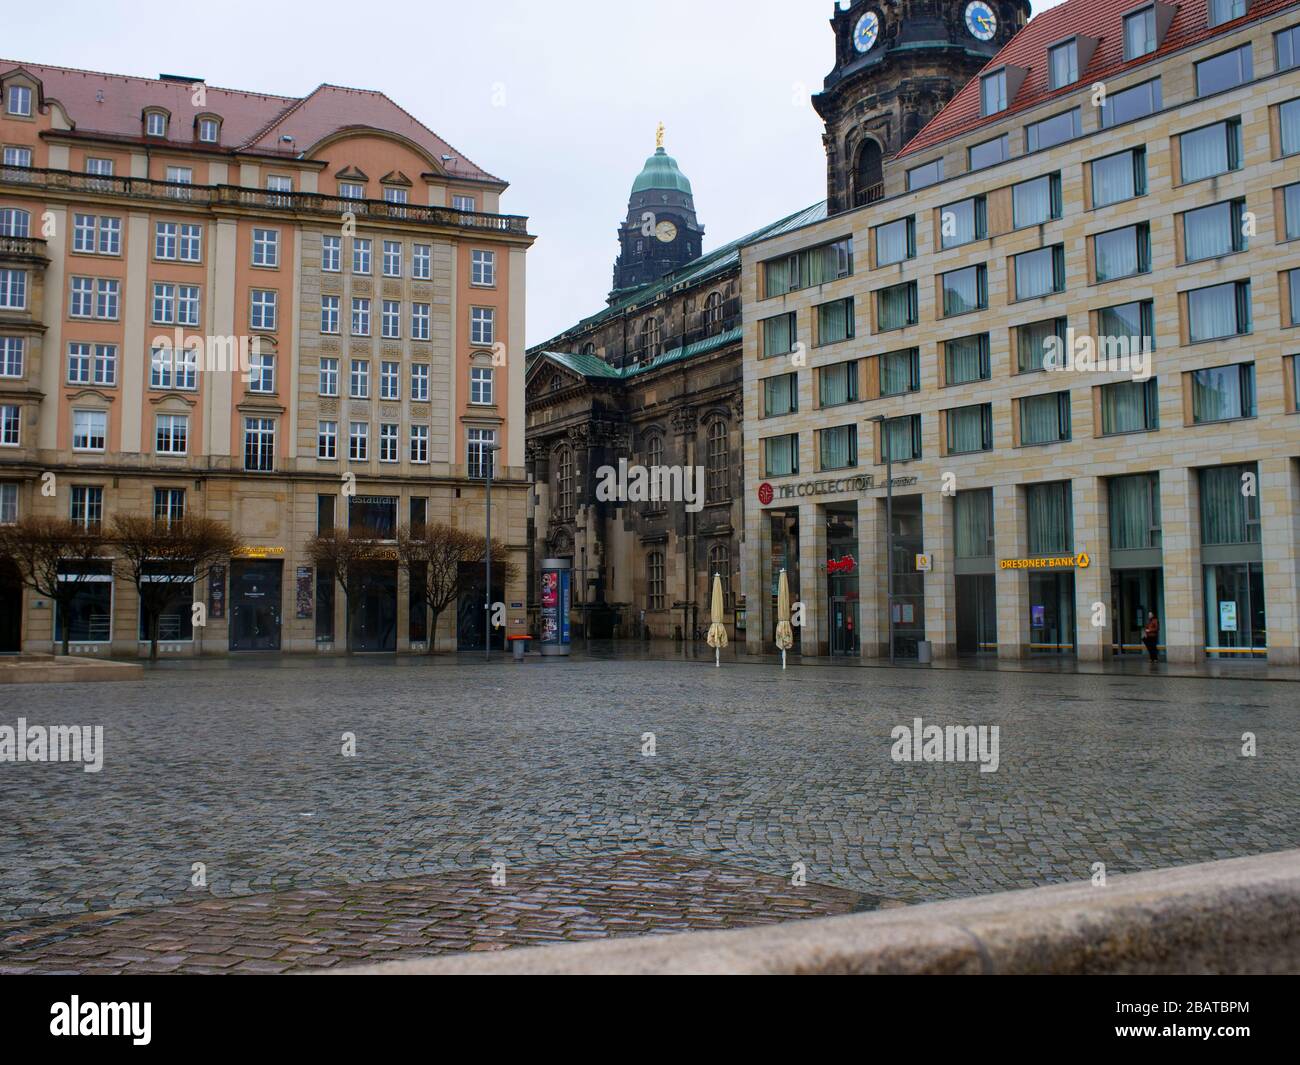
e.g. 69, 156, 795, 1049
853, 11, 880, 54
965, 1, 998, 42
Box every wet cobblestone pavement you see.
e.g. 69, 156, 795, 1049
1, 657, 1296, 970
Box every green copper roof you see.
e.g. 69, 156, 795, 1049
631, 147, 693, 196
530, 327, 743, 385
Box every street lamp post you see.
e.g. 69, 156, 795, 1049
484, 441, 502, 661
871, 415, 895, 665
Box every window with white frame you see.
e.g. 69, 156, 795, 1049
150, 344, 197, 390
72, 409, 107, 451
0, 404, 18, 446
85, 157, 113, 176
380, 360, 399, 400
0, 269, 27, 310
0, 208, 30, 238
350, 359, 369, 398
70, 485, 104, 528
470, 366, 494, 405
153, 487, 185, 525
382, 240, 402, 277
72, 213, 121, 255
67, 342, 117, 386
339, 181, 364, 200
250, 289, 277, 330
352, 238, 371, 274
321, 234, 341, 272
155, 413, 188, 455
0, 336, 23, 377
146, 112, 168, 137
411, 363, 429, 400
6, 85, 32, 116
198, 117, 219, 143
152, 282, 200, 326
409, 424, 429, 463
452, 194, 475, 212
349, 421, 368, 461
351, 297, 370, 336
411, 302, 430, 341
412, 244, 431, 279
318, 420, 337, 460
381, 299, 400, 339
379, 423, 399, 463
252, 228, 279, 267
165, 166, 192, 199
471, 307, 494, 345
471, 250, 496, 286
321, 295, 340, 334
248, 350, 274, 393
0, 482, 16, 523
243, 417, 275, 472
319, 357, 339, 396
384, 186, 408, 208
467, 427, 496, 478
2, 146, 32, 173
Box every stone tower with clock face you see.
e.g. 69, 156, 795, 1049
813, 0, 1030, 214
610, 131, 705, 302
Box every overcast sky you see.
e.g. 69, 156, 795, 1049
10, 0, 1065, 346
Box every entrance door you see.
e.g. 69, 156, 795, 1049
1111, 568, 1165, 655
350, 563, 397, 652
1029, 572, 1076, 654
830, 596, 859, 656
229, 560, 282, 651
956, 574, 997, 655
456, 562, 504, 651
0, 557, 21, 653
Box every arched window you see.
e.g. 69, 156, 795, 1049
555, 445, 575, 521
0, 208, 30, 238
581, 342, 596, 356
704, 291, 723, 334
646, 551, 665, 611
641, 318, 661, 361
706, 420, 729, 503
645, 431, 664, 470
549, 373, 563, 392
854, 140, 884, 207
708, 543, 731, 609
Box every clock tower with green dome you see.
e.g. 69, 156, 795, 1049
814, 0, 1030, 214
610, 125, 705, 301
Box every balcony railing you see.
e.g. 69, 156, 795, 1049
0, 166, 530, 236
854, 182, 884, 208
0, 235, 48, 260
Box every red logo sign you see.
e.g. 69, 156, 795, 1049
758, 482, 774, 506
826, 554, 856, 576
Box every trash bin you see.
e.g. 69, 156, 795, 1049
917, 640, 933, 664
509, 637, 530, 661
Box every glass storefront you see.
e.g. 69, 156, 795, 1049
768, 510, 801, 653
1204, 562, 1267, 657
1199, 463, 1266, 659
1026, 481, 1075, 654
1111, 568, 1164, 656
826, 505, 859, 656
954, 489, 996, 655
55, 561, 113, 643
889, 496, 925, 659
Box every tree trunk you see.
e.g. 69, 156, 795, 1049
59, 596, 71, 656
149, 609, 160, 662
426, 606, 441, 655
343, 586, 353, 654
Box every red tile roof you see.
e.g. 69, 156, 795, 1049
897, 0, 1300, 159
0, 58, 502, 183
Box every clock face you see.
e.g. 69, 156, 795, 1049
965, 1, 998, 42
853, 11, 880, 54
655, 220, 678, 243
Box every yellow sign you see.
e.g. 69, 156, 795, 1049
1000, 553, 1091, 571
235, 546, 285, 558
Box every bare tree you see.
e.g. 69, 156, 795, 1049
396, 522, 515, 653
0, 517, 107, 655
111, 515, 242, 662
305, 527, 385, 653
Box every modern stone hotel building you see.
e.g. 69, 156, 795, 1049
0, 61, 532, 654
743, 0, 1300, 664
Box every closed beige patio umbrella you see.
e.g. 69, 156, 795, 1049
706, 572, 728, 668
776, 567, 794, 671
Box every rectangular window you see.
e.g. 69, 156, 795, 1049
252, 228, 279, 268
155, 413, 188, 455
947, 403, 993, 454
1196, 45, 1253, 97
955, 490, 995, 559
940, 195, 986, 248
882, 415, 922, 462
352, 238, 371, 274
411, 363, 429, 401
1209, 0, 1247, 26
322, 235, 341, 272
1278, 24, 1300, 71
319, 357, 339, 397
1026, 482, 1073, 554
1109, 473, 1162, 550
471, 307, 495, 346
1187, 280, 1251, 341
351, 297, 371, 336
0, 269, 25, 310
69, 486, 104, 529
380, 360, 399, 400
1026, 108, 1081, 151
379, 423, 399, 463
179, 224, 201, 262
0, 404, 18, 446
1014, 245, 1066, 300
763, 433, 799, 477
472, 249, 496, 285
1192, 364, 1256, 422
1290, 269, 1300, 326
453, 195, 476, 212
470, 366, 494, 405
248, 351, 274, 393
412, 244, 431, 279
69, 275, 93, 317
340, 182, 364, 200
874, 216, 914, 266
381, 300, 400, 339
1091, 147, 1146, 207
818, 361, 858, 407
761, 312, 796, 357
349, 422, 369, 462
1180, 118, 1243, 181
249, 289, 276, 331
321, 295, 340, 334
1284, 183, 1300, 241
165, 166, 192, 199
819, 424, 857, 470
981, 70, 1007, 116
763, 373, 798, 417
411, 303, 430, 340
945, 334, 990, 385
0, 482, 17, 523
410, 424, 429, 464
1101, 379, 1160, 435
1012, 173, 1062, 228
1049, 40, 1079, 88
1200, 464, 1260, 546
72, 409, 107, 451
150, 345, 196, 390
816, 297, 855, 345
1099, 79, 1162, 129
6, 85, 32, 116
880, 348, 920, 396
762, 238, 853, 297
1282, 98, 1300, 156
350, 359, 369, 399
907, 158, 943, 191
1017, 317, 1067, 373
382, 240, 402, 277
1183, 199, 1248, 261
877, 282, 918, 331
1123, 7, 1156, 61
66, 343, 116, 385
467, 428, 496, 478
1020, 392, 1072, 445
2, 146, 33, 174
969, 133, 1009, 171
941, 264, 987, 317
0, 336, 23, 377
318, 420, 337, 460
1098, 300, 1156, 355
1094, 222, 1151, 281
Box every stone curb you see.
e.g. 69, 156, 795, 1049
0, 657, 145, 685
333, 849, 1300, 975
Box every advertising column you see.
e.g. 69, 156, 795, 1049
540, 557, 572, 657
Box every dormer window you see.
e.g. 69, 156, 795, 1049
1049, 40, 1079, 89
145, 111, 168, 138
197, 117, 220, 143
5, 85, 32, 116
981, 70, 1007, 116
1208, 0, 1247, 27
1122, 3, 1175, 60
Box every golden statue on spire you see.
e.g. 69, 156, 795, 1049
656, 122, 665, 150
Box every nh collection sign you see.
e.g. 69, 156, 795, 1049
758, 474, 919, 505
